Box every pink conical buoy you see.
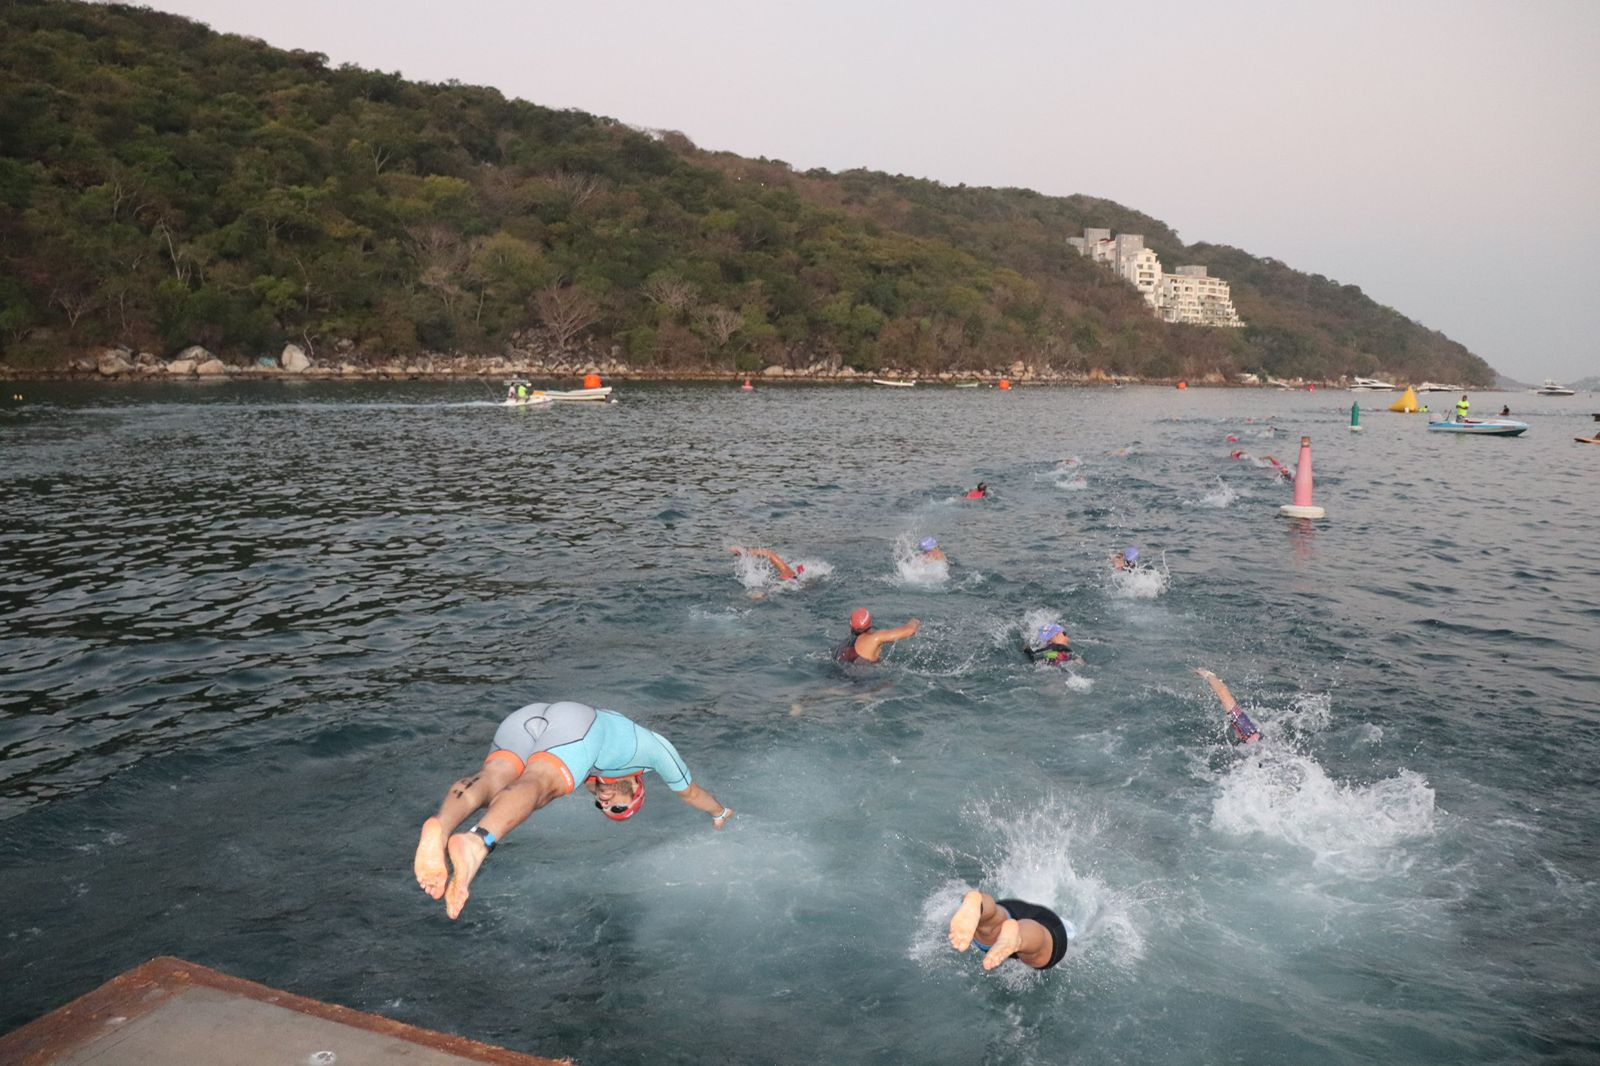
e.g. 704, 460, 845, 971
1279, 435, 1325, 519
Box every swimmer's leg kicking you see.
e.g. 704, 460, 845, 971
413, 755, 523, 899
949, 889, 1068, 971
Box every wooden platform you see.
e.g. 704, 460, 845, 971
0, 957, 568, 1066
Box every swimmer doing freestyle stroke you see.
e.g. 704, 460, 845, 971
835, 608, 919, 663
729, 545, 805, 582
413, 700, 733, 919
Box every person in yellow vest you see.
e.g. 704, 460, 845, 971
1456, 394, 1470, 422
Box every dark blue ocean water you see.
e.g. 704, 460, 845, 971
1, 381, 1597, 1064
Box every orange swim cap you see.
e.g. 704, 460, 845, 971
850, 608, 872, 632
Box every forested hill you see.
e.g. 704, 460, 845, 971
0, 1, 1495, 384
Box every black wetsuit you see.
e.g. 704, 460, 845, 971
1024, 643, 1075, 666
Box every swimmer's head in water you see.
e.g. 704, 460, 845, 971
1123, 547, 1140, 564
918, 537, 939, 553
976, 483, 987, 492
1037, 623, 1065, 644
849, 608, 872, 633
589, 773, 645, 821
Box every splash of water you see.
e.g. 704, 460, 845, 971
1211, 747, 1436, 876
893, 534, 950, 587
1192, 477, 1239, 509
910, 795, 1147, 988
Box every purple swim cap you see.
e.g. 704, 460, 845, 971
1037, 623, 1065, 644
919, 537, 939, 552
1123, 547, 1140, 563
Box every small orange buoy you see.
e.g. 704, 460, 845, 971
740, 378, 753, 391
998, 378, 1012, 390
583, 373, 602, 390
1177, 381, 1188, 390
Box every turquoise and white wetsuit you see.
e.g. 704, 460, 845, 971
487, 701, 692, 795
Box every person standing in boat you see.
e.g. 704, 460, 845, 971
413, 700, 733, 920
1456, 394, 1471, 421
835, 608, 919, 663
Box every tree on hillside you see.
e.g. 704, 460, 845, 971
534, 284, 599, 351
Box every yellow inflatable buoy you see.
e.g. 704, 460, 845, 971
1389, 386, 1419, 414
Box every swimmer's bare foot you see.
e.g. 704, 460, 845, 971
443, 832, 490, 920
982, 918, 1023, 970
414, 817, 448, 899
949, 890, 984, 952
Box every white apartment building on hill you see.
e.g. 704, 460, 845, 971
1068, 229, 1244, 327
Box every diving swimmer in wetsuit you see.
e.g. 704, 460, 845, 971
413, 701, 733, 919
949, 889, 1072, 971
835, 608, 920, 664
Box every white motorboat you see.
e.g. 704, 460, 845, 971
1416, 381, 1462, 392
872, 379, 915, 388
1534, 379, 1576, 396
541, 386, 613, 401
1348, 377, 1398, 391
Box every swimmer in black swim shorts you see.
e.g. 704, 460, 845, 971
948, 889, 1071, 971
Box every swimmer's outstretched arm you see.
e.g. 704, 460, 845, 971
1194, 668, 1237, 709
676, 781, 734, 829
729, 546, 795, 580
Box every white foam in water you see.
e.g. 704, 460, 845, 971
1211, 746, 1436, 876
1191, 476, 1239, 509
1051, 458, 1089, 492
1108, 562, 1170, 599
910, 796, 1145, 989
893, 533, 950, 587
1279, 691, 1332, 735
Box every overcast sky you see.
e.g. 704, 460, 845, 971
142, 0, 1599, 383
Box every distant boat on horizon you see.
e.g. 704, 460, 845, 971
1534, 379, 1576, 396
1349, 377, 1397, 391
1416, 381, 1462, 392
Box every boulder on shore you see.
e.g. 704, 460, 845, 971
281, 344, 311, 373
178, 345, 213, 363
762, 364, 786, 377
96, 350, 133, 377
165, 359, 196, 376
195, 358, 228, 376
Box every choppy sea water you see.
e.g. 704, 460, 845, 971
1, 381, 1597, 1065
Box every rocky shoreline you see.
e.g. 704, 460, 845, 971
0, 343, 1299, 387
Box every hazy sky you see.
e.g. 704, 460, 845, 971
142, 0, 1600, 382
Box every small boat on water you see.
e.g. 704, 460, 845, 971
1349, 376, 1398, 391
1416, 381, 1462, 392
541, 386, 613, 402
502, 393, 552, 407
872, 379, 915, 388
1534, 379, 1576, 396
1428, 417, 1529, 436
953, 382, 982, 388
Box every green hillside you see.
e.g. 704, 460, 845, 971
0, 0, 1496, 384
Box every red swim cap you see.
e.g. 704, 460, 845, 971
590, 773, 645, 822
850, 608, 872, 632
